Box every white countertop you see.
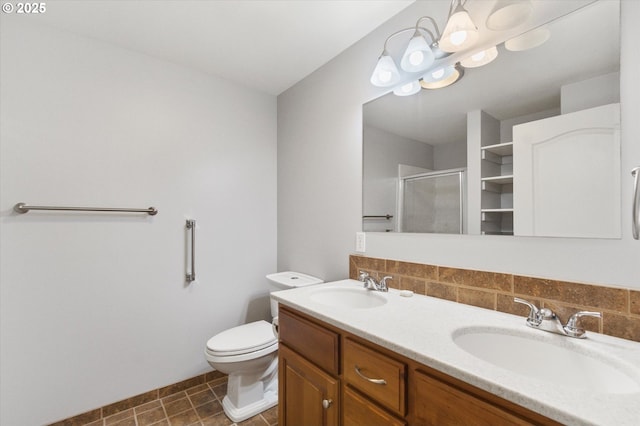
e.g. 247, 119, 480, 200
272, 279, 640, 426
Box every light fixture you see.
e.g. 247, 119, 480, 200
370, 50, 401, 87
460, 46, 498, 68
486, 0, 533, 31
369, 0, 533, 95
400, 31, 436, 73
420, 64, 464, 89
393, 80, 422, 96
505, 26, 551, 51
439, 0, 479, 52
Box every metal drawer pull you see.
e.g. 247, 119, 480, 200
354, 365, 387, 385
322, 399, 332, 409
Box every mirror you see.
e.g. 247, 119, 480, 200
363, 1, 620, 237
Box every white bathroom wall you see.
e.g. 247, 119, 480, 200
0, 20, 276, 426
363, 125, 433, 232
277, 1, 640, 287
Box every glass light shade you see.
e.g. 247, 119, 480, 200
486, 0, 533, 31
370, 52, 401, 87
400, 34, 435, 72
420, 64, 464, 89
439, 4, 479, 52
460, 46, 498, 68
393, 81, 422, 97
505, 27, 550, 51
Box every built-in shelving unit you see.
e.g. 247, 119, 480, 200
481, 141, 513, 235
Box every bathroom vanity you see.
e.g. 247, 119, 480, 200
272, 280, 640, 426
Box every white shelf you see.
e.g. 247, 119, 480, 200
481, 208, 514, 213
481, 175, 513, 185
481, 141, 513, 156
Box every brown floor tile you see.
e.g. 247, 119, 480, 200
261, 406, 278, 425
194, 400, 223, 419
136, 406, 167, 426
84, 420, 104, 426
135, 400, 162, 414
168, 408, 200, 425
237, 414, 269, 426
210, 382, 227, 400
163, 397, 193, 417
162, 391, 188, 404
201, 412, 233, 426
186, 383, 210, 395
189, 389, 216, 407
149, 421, 170, 426
105, 409, 135, 425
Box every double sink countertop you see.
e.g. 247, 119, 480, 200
271, 279, 640, 426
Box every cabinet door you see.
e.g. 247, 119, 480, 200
279, 344, 339, 426
513, 103, 620, 238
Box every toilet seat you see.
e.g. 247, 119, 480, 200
206, 320, 277, 357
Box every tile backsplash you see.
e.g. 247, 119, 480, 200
350, 255, 640, 342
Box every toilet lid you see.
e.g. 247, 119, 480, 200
206, 320, 277, 356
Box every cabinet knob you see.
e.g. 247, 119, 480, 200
322, 399, 332, 409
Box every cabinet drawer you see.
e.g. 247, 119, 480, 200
412, 369, 560, 426
343, 386, 406, 426
278, 307, 340, 374
343, 337, 406, 416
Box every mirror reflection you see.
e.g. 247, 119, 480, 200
363, 1, 620, 237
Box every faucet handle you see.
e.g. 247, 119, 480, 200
358, 271, 369, 281
514, 298, 542, 326
563, 311, 602, 338
380, 275, 393, 291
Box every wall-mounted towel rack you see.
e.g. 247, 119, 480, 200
185, 219, 196, 282
13, 202, 158, 215
632, 167, 640, 240
363, 215, 393, 220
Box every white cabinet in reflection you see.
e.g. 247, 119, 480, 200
513, 103, 621, 238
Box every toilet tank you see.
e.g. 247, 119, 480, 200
267, 271, 323, 317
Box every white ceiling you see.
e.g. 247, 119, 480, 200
33, 0, 414, 95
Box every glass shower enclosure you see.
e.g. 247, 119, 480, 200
397, 168, 466, 233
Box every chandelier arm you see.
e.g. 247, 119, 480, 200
416, 27, 436, 44
382, 27, 417, 51
415, 16, 441, 39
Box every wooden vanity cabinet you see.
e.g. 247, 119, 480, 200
279, 344, 339, 426
410, 367, 560, 426
278, 306, 559, 426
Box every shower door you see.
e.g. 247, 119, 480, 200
398, 169, 466, 233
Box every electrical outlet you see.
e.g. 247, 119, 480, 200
355, 232, 366, 253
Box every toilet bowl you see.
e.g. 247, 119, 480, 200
204, 271, 322, 422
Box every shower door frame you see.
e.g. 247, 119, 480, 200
397, 168, 467, 234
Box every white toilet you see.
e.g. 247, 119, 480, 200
204, 271, 323, 422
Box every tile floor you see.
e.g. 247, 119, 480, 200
76, 379, 277, 426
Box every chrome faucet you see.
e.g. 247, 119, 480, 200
358, 271, 391, 292
514, 298, 601, 339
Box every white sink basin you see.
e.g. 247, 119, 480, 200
309, 286, 387, 309
453, 326, 640, 394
